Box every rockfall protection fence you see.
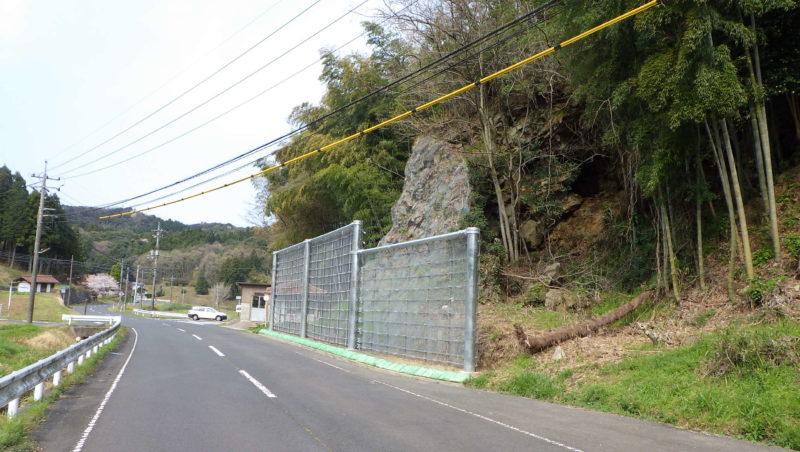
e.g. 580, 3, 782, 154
0, 316, 121, 418
270, 222, 479, 372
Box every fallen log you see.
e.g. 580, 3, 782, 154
514, 291, 653, 354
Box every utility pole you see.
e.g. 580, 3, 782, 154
123, 266, 129, 309
150, 222, 163, 311
169, 275, 175, 303
27, 162, 59, 323
134, 265, 140, 305
65, 255, 74, 306
118, 259, 124, 310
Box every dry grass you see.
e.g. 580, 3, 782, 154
19, 327, 74, 351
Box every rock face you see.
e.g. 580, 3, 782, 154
380, 136, 471, 245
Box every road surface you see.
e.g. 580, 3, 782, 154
36, 306, 785, 451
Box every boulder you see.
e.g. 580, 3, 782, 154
519, 219, 544, 249
380, 136, 471, 245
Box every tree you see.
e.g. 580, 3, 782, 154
85, 273, 119, 296
212, 282, 230, 308
258, 23, 411, 247
195, 274, 210, 295
110, 263, 121, 282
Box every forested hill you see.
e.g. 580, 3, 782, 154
65, 206, 255, 266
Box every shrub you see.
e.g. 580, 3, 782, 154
744, 277, 784, 306
785, 233, 800, 260
703, 327, 800, 377
752, 248, 774, 267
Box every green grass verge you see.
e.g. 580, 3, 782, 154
0, 291, 76, 322
0, 325, 72, 378
466, 319, 800, 449
0, 327, 127, 451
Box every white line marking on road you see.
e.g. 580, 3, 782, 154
239, 370, 277, 398
72, 328, 138, 452
192, 334, 202, 341
162, 323, 169, 326
312, 358, 350, 372
176, 328, 186, 332
208, 345, 225, 357
373, 380, 583, 452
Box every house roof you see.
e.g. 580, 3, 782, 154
236, 282, 271, 288
15, 275, 61, 284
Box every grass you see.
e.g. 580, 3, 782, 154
0, 324, 74, 377
466, 318, 800, 449
0, 327, 127, 451
0, 265, 25, 285
0, 291, 77, 322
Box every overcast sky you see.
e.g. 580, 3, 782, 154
0, 0, 385, 227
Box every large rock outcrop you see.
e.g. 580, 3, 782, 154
380, 136, 471, 245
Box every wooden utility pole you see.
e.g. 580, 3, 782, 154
65, 255, 74, 306
150, 222, 163, 311
27, 162, 58, 323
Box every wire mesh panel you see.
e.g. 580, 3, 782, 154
271, 242, 306, 335
305, 225, 356, 346
357, 232, 470, 368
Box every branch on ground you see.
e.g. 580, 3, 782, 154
514, 291, 653, 354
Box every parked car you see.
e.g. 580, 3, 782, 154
188, 306, 227, 321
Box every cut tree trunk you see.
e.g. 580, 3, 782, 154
514, 291, 653, 354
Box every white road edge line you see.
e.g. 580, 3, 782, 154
176, 328, 186, 332
72, 328, 138, 452
239, 370, 277, 398
192, 334, 202, 341
372, 380, 583, 452
208, 345, 225, 357
312, 358, 349, 373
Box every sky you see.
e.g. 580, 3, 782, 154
0, 0, 386, 227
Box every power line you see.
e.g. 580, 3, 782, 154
54, 0, 366, 178
53, 0, 561, 217
49, 0, 287, 164
49, 0, 323, 173
101, 0, 660, 220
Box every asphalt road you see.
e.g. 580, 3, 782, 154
36, 306, 786, 452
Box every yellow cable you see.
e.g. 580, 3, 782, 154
100, 0, 658, 220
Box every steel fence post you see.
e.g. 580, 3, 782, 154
300, 239, 311, 338
464, 227, 480, 372
347, 221, 362, 350
269, 251, 277, 331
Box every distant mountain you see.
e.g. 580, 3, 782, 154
64, 206, 256, 268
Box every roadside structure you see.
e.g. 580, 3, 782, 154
237, 282, 271, 324
14, 275, 60, 293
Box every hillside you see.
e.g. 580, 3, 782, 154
64, 206, 258, 268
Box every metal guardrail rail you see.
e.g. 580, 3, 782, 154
0, 318, 121, 418
132, 309, 187, 319
62, 314, 121, 325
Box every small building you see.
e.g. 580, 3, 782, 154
14, 275, 61, 293
237, 282, 271, 323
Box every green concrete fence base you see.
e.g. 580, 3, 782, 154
258, 329, 470, 383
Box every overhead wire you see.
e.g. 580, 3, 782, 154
49, 0, 323, 173
100, 0, 660, 220
49, 0, 286, 164
53, 0, 562, 219
54, 0, 366, 178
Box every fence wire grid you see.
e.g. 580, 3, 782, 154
306, 227, 355, 346
357, 235, 468, 367
270, 222, 478, 371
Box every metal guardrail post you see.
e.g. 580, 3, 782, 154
464, 227, 480, 372
347, 221, 362, 350
269, 251, 277, 331
300, 239, 311, 338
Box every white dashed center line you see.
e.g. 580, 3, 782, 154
208, 345, 225, 357
192, 334, 202, 341
176, 328, 186, 332
239, 370, 276, 398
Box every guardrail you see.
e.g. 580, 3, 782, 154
0, 318, 121, 418
62, 314, 121, 325
132, 309, 187, 319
